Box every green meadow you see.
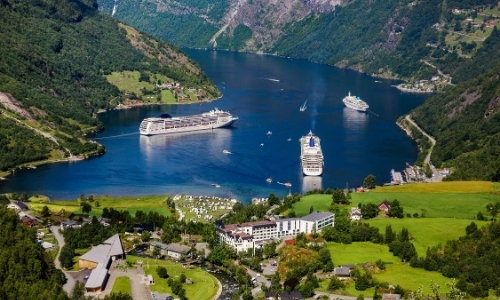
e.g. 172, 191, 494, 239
111, 276, 131, 295
29, 195, 171, 217
325, 242, 452, 295
126, 255, 218, 300
293, 181, 500, 219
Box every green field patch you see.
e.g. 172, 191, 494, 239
372, 181, 499, 193
106, 71, 154, 95
327, 242, 397, 266
126, 255, 218, 300
351, 192, 499, 219
325, 242, 452, 295
292, 194, 332, 216
112, 276, 131, 295
29, 195, 171, 217
161, 90, 176, 103
365, 218, 478, 256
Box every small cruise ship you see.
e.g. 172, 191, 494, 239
343, 91, 369, 112
139, 108, 238, 136
300, 131, 324, 176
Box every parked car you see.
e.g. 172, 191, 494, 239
83, 275, 89, 282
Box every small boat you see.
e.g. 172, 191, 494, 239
284, 182, 292, 187
267, 131, 272, 136
211, 184, 221, 188
266, 178, 273, 183
287, 138, 292, 142
223, 150, 232, 154
300, 98, 308, 112
260, 143, 264, 146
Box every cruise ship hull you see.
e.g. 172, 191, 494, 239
300, 131, 324, 176
343, 99, 368, 112
139, 108, 238, 136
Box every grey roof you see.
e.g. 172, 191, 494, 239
150, 241, 168, 250
167, 243, 191, 254
85, 262, 108, 289
15, 201, 29, 210
300, 211, 334, 222
103, 234, 124, 256
80, 234, 124, 264
334, 266, 351, 276
62, 220, 78, 226
279, 291, 304, 300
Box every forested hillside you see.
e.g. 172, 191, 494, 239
0, 206, 67, 300
410, 62, 500, 181
0, 0, 220, 173
98, 0, 500, 84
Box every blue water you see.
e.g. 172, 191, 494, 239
0, 50, 431, 203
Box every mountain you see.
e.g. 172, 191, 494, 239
409, 62, 500, 181
98, 0, 500, 84
0, 0, 220, 173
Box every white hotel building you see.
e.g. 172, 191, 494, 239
217, 212, 335, 252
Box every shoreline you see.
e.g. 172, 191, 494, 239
98, 95, 224, 114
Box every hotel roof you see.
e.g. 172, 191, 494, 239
300, 211, 334, 222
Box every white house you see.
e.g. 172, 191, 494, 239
350, 207, 363, 221
218, 212, 335, 252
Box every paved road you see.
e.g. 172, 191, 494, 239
405, 116, 436, 167
51, 226, 77, 296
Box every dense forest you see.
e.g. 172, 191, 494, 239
410, 62, 500, 180
0, 0, 220, 172
0, 206, 67, 300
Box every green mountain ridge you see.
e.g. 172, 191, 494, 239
409, 62, 500, 181
0, 0, 220, 173
98, 0, 500, 84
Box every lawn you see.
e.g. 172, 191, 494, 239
112, 276, 131, 295
324, 242, 452, 296
29, 195, 172, 217
365, 218, 478, 256
293, 194, 332, 216
106, 71, 154, 96
351, 192, 499, 219
161, 90, 176, 103
126, 255, 218, 300
371, 181, 499, 193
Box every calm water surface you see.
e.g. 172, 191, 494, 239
0, 50, 431, 203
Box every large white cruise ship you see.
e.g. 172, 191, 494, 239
139, 108, 238, 135
300, 131, 324, 176
343, 91, 369, 112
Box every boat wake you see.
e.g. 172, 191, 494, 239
264, 78, 280, 82
92, 132, 139, 140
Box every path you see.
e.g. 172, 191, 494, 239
420, 60, 452, 84
51, 226, 77, 296
99, 262, 152, 300
0, 107, 75, 159
406, 115, 436, 172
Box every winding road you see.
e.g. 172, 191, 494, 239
51, 226, 77, 296
405, 115, 436, 167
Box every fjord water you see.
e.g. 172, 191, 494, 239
0, 50, 431, 203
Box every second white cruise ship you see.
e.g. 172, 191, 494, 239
300, 131, 324, 176
343, 91, 369, 112
139, 108, 238, 135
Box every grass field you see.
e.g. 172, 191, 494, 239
106, 71, 154, 96
126, 256, 218, 300
293, 181, 500, 219
112, 276, 131, 295
161, 90, 176, 103
371, 181, 499, 193
325, 242, 452, 295
352, 192, 499, 219
28, 195, 171, 217
365, 218, 478, 256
